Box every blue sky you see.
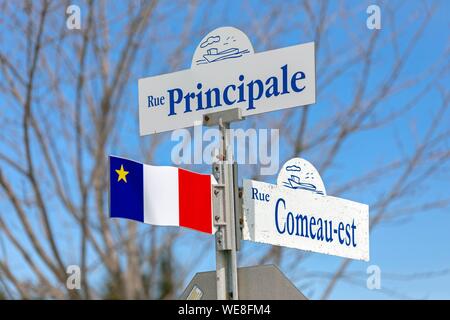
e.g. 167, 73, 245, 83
0, 0, 449, 300
144, 0, 450, 299
114, 0, 450, 299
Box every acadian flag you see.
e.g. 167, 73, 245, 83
109, 155, 215, 234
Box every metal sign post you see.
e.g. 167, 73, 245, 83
204, 108, 243, 300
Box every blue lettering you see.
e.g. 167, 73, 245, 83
281, 64, 289, 94
310, 217, 316, 240
338, 222, 345, 244
345, 223, 351, 246
295, 214, 308, 237
247, 79, 263, 110
316, 218, 323, 241
205, 87, 222, 108
291, 71, 306, 92
265, 76, 280, 98
252, 187, 270, 202
195, 83, 204, 110
252, 187, 258, 200
183, 92, 195, 113
163, 65, 307, 116
147, 95, 153, 107
147, 95, 165, 108
167, 88, 183, 116
351, 220, 357, 247
223, 84, 236, 105
237, 75, 246, 103
325, 220, 333, 242
286, 212, 295, 235
275, 198, 286, 234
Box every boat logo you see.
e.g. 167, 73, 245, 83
192, 26, 254, 67
277, 158, 326, 196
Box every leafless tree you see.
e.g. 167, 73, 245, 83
245, 0, 450, 299
0, 0, 448, 299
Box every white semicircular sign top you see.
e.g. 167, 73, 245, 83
191, 26, 254, 68
277, 158, 326, 196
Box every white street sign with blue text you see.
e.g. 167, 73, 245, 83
242, 158, 370, 261
138, 27, 315, 135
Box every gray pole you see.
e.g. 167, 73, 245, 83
222, 120, 239, 300
204, 109, 243, 300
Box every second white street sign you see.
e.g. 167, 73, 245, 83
242, 158, 370, 261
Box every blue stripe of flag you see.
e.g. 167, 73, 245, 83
109, 156, 144, 222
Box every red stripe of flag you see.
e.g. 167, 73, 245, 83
178, 168, 213, 234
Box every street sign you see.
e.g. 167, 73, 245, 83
132, 24, 370, 301
180, 265, 307, 300
242, 158, 370, 261
139, 26, 315, 135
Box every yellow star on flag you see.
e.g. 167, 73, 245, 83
115, 165, 129, 183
